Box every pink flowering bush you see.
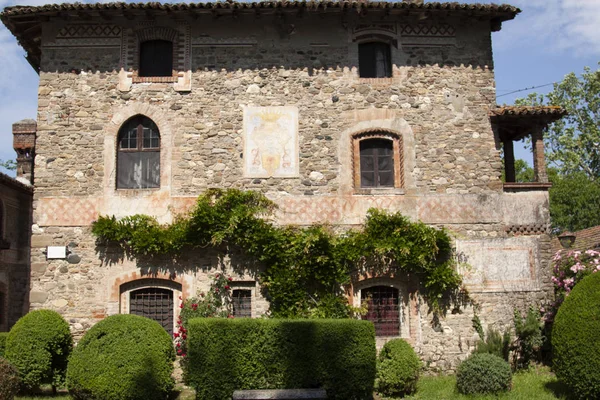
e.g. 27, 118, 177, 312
547, 249, 600, 321
174, 274, 233, 358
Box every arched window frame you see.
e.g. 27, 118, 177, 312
116, 115, 161, 190
352, 130, 404, 190
119, 278, 183, 336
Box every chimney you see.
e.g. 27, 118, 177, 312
12, 119, 37, 185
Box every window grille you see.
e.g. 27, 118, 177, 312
359, 42, 392, 78
361, 286, 400, 336
117, 115, 160, 189
129, 287, 174, 335
232, 289, 252, 318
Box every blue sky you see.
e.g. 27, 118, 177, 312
0, 0, 599, 175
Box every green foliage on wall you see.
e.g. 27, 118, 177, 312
92, 189, 462, 316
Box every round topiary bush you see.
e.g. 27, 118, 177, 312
456, 353, 512, 395
0, 357, 21, 400
67, 314, 175, 400
376, 339, 421, 397
552, 271, 600, 399
4, 309, 72, 390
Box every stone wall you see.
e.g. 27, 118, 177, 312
25, 12, 554, 369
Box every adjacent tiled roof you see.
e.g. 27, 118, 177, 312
1, 1, 520, 71
490, 106, 567, 118
0, 171, 33, 194
551, 226, 600, 254
2, 2, 521, 17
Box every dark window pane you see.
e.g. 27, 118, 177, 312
143, 127, 160, 149
359, 42, 392, 78
360, 139, 394, 188
361, 286, 399, 336
139, 40, 173, 77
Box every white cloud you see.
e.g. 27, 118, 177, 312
494, 0, 600, 57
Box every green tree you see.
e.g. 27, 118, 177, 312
0, 159, 16, 171
516, 63, 600, 181
549, 172, 600, 232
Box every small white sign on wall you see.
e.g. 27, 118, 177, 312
46, 246, 67, 259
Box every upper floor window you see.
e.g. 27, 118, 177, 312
117, 115, 160, 189
359, 42, 392, 78
139, 40, 173, 77
360, 138, 394, 188
353, 132, 404, 190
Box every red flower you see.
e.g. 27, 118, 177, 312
225, 285, 230, 290
173, 332, 179, 338
227, 314, 234, 319
228, 277, 233, 282
216, 274, 220, 279
179, 303, 184, 308
182, 353, 186, 358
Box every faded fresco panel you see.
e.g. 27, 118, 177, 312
456, 237, 540, 292
243, 106, 299, 178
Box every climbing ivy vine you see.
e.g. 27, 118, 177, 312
92, 189, 462, 316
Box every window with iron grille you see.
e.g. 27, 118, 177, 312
232, 289, 252, 318
129, 287, 174, 335
139, 40, 173, 77
361, 286, 400, 336
117, 115, 160, 189
359, 42, 392, 78
360, 138, 394, 188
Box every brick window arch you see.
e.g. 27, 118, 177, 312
361, 286, 400, 337
120, 278, 182, 336
117, 115, 160, 189
353, 131, 404, 190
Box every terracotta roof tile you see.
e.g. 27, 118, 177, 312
490, 106, 567, 118
551, 225, 600, 253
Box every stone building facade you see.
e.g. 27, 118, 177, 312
2, 1, 564, 370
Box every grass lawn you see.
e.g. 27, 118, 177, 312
400, 366, 569, 400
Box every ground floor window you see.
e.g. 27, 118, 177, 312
361, 286, 399, 336
232, 289, 252, 318
129, 287, 174, 335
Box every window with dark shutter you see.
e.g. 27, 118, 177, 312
139, 40, 173, 77
361, 286, 399, 337
232, 289, 252, 318
359, 42, 392, 78
360, 139, 394, 188
117, 115, 160, 189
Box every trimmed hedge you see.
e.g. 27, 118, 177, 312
67, 314, 175, 400
186, 318, 376, 400
0, 357, 20, 400
553, 271, 600, 399
376, 339, 421, 397
4, 310, 72, 390
0, 332, 7, 357
456, 353, 512, 395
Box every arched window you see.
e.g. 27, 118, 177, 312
359, 42, 392, 78
120, 279, 182, 336
117, 115, 160, 189
353, 132, 404, 190
361, 286, 400, 336
139, 40, 173, 77
360, 138, 394, 188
